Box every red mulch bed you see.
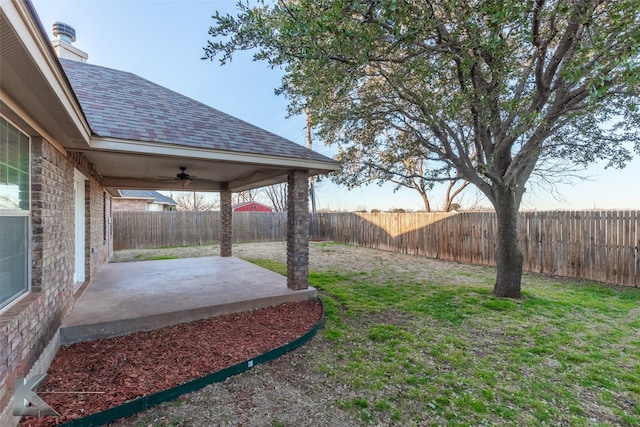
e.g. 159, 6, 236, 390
19, 300, 323, 427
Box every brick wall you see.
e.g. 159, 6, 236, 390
220, 189, 232, 257
0, 138, 75, 412
286, 170, 309, 290
0, 140, 111, 415
105, 193, 113, 261
67, 151, 111, 281
111, 199, 148, 212
87, 177, 110, 276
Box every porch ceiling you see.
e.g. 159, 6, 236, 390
83, 147, 331, 195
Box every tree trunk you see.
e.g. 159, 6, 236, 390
419, 191, 431, 212
493, 188, 523, 298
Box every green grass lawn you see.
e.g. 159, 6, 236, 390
244, 257, 640, 426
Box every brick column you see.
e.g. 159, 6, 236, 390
220, 188, 232, 257
287, 170, 309, 290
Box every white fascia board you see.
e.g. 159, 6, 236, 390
102, 177, 223, 192
6, 1, 91, 143
89, 136, 341, 171
116, 197, 156, 202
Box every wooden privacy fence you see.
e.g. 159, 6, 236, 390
314, 211, 639, 287
112, 211, 288, 250
112, 210, 639, 287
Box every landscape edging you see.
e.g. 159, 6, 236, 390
56, 302, 325, 427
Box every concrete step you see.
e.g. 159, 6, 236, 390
60, 257, 316, 345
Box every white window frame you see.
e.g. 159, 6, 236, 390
0, 115, 31, 311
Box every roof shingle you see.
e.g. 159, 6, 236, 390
60, 59, 335, 164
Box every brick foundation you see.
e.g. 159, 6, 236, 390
0, 139, 111, 417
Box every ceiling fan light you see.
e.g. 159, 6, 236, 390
180, 178, 191, 187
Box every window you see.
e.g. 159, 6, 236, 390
0, 116, 30, 310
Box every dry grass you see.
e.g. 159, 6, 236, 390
108, 242, 640, 427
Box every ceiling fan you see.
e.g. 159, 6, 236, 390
175, 166, 193, 187
154, 167, 214, 188
156, 167, 197, 187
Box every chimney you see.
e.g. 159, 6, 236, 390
51, 22, 88, 62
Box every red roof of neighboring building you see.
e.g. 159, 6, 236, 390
232, 202, 273, 212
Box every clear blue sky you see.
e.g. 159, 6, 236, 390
32, 0, 640, 211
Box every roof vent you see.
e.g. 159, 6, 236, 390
52, 22, 76, 44
51, 22, 88, 63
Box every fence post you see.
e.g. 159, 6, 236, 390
111, 210, 639, 287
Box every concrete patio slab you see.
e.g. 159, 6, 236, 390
60, 257, 316, 345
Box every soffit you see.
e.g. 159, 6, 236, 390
82, 148, 333, 195
0, 6, 90, 148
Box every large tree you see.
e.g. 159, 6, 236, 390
337, 141, 470, 211
170, 192, 219, 211
205, 0, 640, 298
233, 189, 260, 205
263, 183, 288, 212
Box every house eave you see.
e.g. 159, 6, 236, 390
86, 136, 340, 173
1, 1, 91, 148
115, 196, 157, 202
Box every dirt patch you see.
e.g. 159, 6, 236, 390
107, 335, 363, 427
96, 243, 639, 426
18, 300, 322, 427
98, 243, 498, 426
114, 241, 493, 284
23, 242, 494, 427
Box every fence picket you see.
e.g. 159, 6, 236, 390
112, 210, 639, 287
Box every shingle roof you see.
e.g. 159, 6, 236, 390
119, 190, 176, 205
59, 59, 334, 163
